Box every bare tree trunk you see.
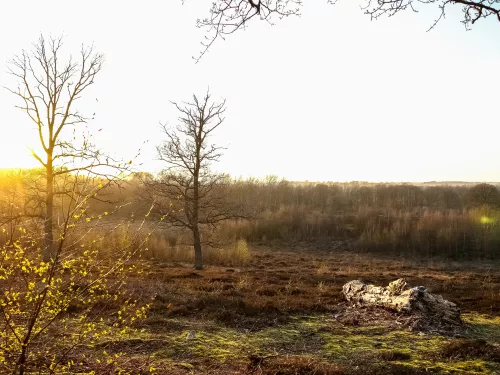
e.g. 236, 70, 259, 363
193, 226, 203, 270
191, 123, 203, 270
43, 156, 54, 262
193, 142, 202, 270
14, 349, 26, 375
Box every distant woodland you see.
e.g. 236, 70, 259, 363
2, 169, 499, 261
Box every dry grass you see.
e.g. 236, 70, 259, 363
217, 207, 500, 260
143, 234, 251, 266
6, 243, 500, 374
437, 339, 500, 362
85, 245, 498, 374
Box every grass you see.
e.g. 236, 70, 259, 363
140, 233, 252, 266
49, 244, 500, 374
88, 311, 500, 374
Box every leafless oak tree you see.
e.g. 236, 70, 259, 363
143, 92, 247, 270
5, 35, 127, 262
194, 0, 499, 60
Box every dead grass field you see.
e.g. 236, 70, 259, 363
67, 244, 500, 374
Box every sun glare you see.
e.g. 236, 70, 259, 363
480, 216, 494, 224
0, 142, 39, 169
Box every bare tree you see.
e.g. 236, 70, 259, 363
466, 183, 500, 208
194, 0, 499, 60
5, 35, 125, 262
196, 0, 302, 61
143, 92, 246, 270
362, 0, 500, 29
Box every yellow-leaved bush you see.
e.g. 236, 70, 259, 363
0, 201, 161, 374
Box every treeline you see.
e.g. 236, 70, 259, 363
118, 176, 500, 260
2, 169, 500, 260
215, 179, 500, 260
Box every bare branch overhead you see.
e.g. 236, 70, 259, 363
195, 0, 302, 61
194, 0, 499, 60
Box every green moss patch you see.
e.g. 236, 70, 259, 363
92, 313, 500, 374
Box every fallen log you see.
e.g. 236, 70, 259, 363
342, 278, 462, 332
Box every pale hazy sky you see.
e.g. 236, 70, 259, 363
0, 1, 499, 182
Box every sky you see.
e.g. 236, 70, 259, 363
0, 0, 499, 182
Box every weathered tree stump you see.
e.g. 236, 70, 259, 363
342, 278, 462, 332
